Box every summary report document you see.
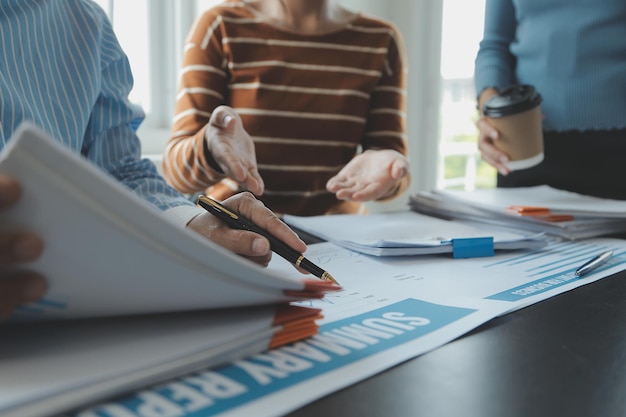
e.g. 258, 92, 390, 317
68, 237, 626, 417
0, 123, 339, 417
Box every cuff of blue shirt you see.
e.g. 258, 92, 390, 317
163, 205, 205, 228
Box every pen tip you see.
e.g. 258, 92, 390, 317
321, 272, 339, 285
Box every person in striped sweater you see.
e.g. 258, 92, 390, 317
163, 0, 410, 216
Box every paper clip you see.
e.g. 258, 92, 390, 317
506, 205, 574, 222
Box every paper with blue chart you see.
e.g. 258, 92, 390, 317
72, 237, 626, 417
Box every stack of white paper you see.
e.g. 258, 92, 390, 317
410, 187, 626, 240
284, 211, 547, 256
0, 305, 320, 417
0, 123, 339, 417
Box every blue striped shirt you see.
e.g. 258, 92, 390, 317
0, 0, 195, 213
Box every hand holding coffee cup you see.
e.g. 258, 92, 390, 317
482, 85, 543, 171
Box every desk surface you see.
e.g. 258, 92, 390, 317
286, 269, 626, 417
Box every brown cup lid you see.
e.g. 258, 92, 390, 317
483, 85, 542, 118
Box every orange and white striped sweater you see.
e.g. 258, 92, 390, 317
163, 1, 408, 216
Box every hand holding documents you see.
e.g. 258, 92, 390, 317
0, 123, 340, 417
410, 186, 626, 240
284, 211, 547, 257
0, 123, 340, 320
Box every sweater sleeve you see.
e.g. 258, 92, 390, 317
474, 0, 518, 97
162, 9, 229, 194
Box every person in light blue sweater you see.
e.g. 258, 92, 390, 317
474, 0, 626, 199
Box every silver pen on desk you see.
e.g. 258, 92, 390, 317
574, 250, 614, 277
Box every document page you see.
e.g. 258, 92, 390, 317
286, 237, 626, 319
69, 237, 626, 417
285, 211, 547, 256
411, 190, 626, 240
435, 185, 626, 218
0, 307, 284, 417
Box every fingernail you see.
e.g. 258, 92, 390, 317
252, 237, 269, 255
23, 278, 46, 302
223, 114, 234, 125
13, 236, 41, 261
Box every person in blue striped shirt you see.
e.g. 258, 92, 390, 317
0, 0, 307, 319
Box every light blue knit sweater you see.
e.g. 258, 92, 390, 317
474, 0, 626, 132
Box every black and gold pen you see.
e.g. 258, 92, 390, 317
196, 195, 338, 284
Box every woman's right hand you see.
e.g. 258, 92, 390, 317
0, 175, 46, 320
204, 106, 265, 196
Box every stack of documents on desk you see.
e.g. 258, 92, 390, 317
410, 186, 626, 240
0, 304, 323, 417
284, 211, 547, 257
0, 123, 340, 417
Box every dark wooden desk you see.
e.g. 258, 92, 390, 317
286, 270, 626, 417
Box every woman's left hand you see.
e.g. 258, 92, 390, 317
326, 149, 409, 202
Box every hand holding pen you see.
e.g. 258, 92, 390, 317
186, 192, 306, 268
196, 194, 339, 284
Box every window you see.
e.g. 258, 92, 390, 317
92, 0, 222, 159
438, 0, 495, 190
92, 0, 150, 111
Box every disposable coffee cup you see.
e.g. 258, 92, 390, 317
483, 85, 543, 171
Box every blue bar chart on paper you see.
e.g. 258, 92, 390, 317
482, 241, 626, 302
